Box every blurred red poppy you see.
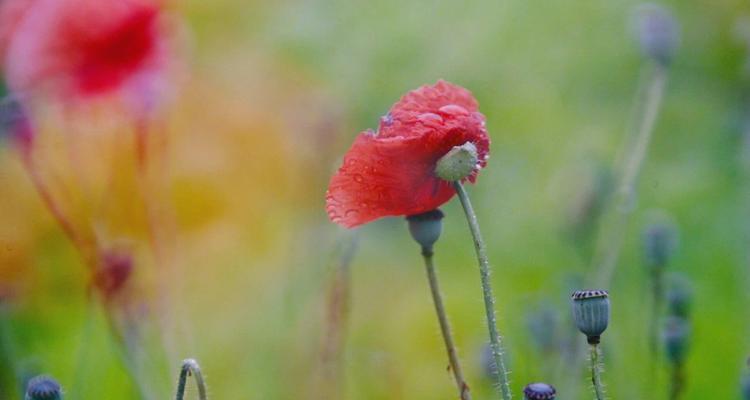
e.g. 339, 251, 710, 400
0, 0, 175, 115
326, 80, 490, 228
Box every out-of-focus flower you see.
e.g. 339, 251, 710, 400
326, 80, 490, 228
0, 0, 177, 117
632, 3, 680, 66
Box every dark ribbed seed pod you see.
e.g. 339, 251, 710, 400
406, 209, 444, 252
523, 382, 556, 400
571, 290, 610, 344
25, 376, 62, 400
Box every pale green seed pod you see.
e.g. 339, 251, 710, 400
571, 290, 610, 344
406, 209, 444, 253
435, 142, 478, 181
523, 382, 556, 400
25, 376, 62, 400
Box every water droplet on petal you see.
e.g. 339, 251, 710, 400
439, 104, 469, 116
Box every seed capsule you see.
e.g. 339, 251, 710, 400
571, 290, 610, 344
663, 316, 690, 365
25, 376, 62, 400
523, 382, 556, 400
435, 142, 479, 182
406, 209, 444, 252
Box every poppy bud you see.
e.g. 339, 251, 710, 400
523, 382, 556, 400
571, 290, 610, 344
435, 142, 479, 182
406, 209, 444, 252
25, 375, 62, 400
643, 220, 678, 268
633, 4, 680, 66
663, 316, 690, 365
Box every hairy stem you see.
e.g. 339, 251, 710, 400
422, 248, 472, 400
175, 359, 208, 400
589, 344, 606, 400
453, 181, 512, 400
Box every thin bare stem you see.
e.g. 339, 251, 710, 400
593, 63, 668, 287
317, 232, 360, 400
453, 181, 512, 400
668, 362, 684, 400
175, 359, 208, 400
589, 344, 606, 400
422, 248, 472, 400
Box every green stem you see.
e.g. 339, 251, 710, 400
668, 362, 684, 400
593, 63, 668, 287
175, 359, 208, 400
453, 181, 512, 400
590, 344, 606, 400
422, 248, 472, 400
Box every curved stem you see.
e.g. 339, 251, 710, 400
175, 359, 208, 400
422, 248, 472, 400
589, 344, 606, 400
453, 181, 512, 400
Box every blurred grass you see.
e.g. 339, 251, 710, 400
2, 0, 750, 399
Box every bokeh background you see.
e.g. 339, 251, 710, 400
2, 0, 750, 399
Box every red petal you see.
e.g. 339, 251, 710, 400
326, 114, 489, 228
3, 0, 166, 99
327, 81, 490, 228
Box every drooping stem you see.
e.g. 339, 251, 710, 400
593, 63, 668, 287
589, 344, 606, 400
422, 248, 472, 400
453, 181, 512, 400
175, 359, 208, 400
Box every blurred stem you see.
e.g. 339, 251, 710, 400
0, 304, 18, 398
20, 151, 96, 267
668, 362, 684, 400
589, 344, 606, 400
317, 231, 359, 400
453, 181, 512, 400
175, 359, 207, 400
594, 63, 668, 287
421, 248, 472, 400
101, 302, 155, 400
648, 267, 664, 360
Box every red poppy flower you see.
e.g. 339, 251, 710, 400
326, 80, 490, 228
0, 0, 173, 113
